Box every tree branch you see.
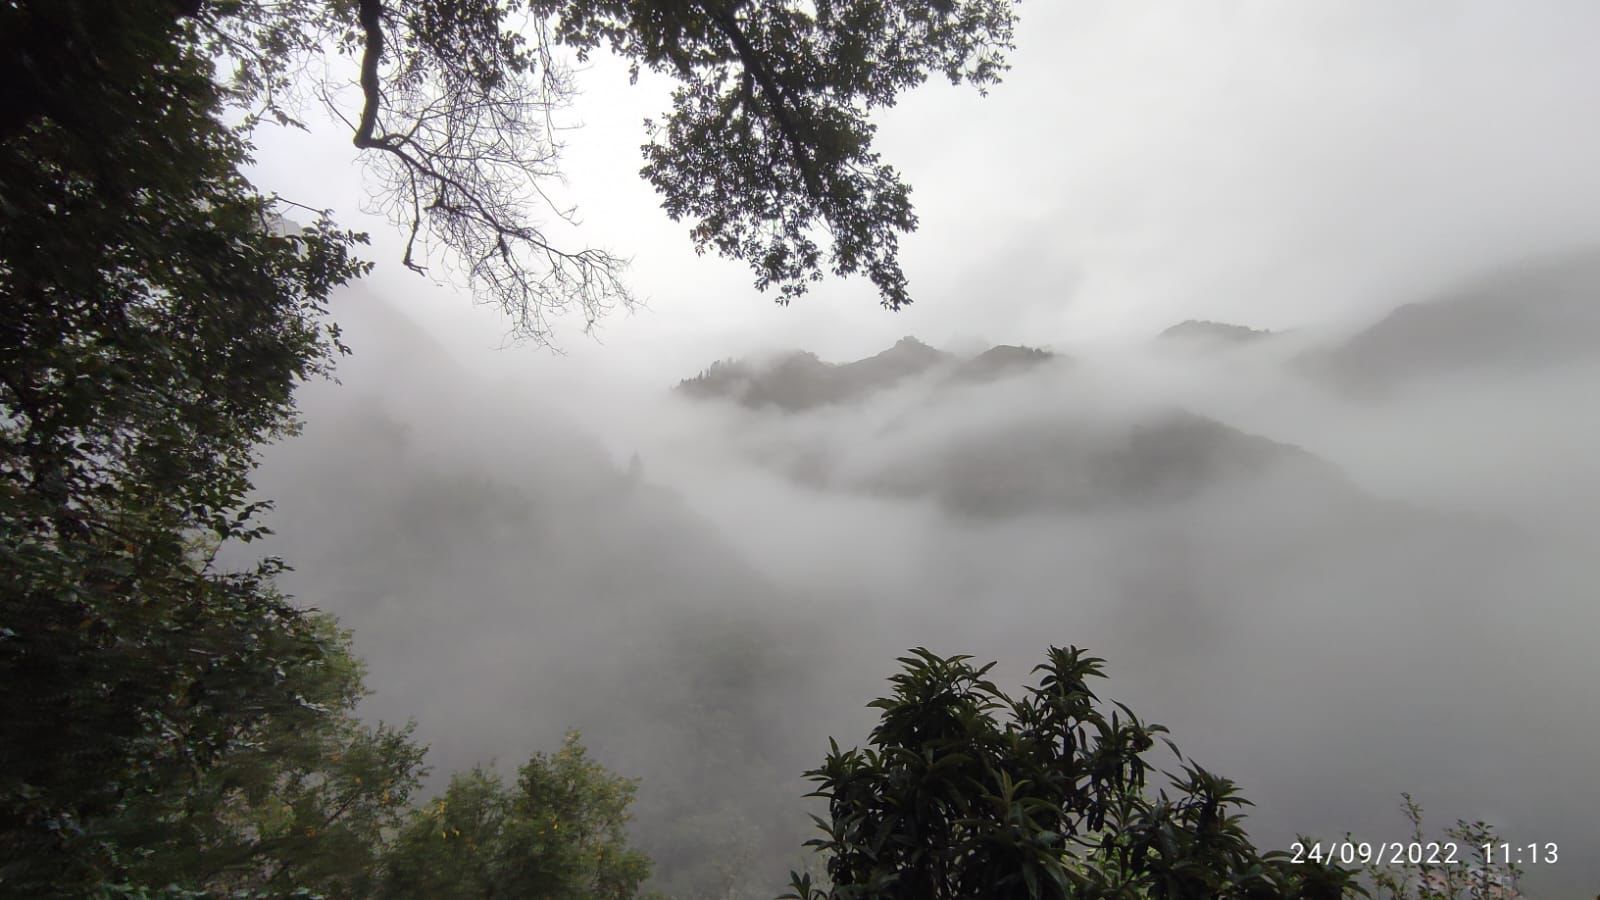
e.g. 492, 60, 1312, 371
702, 3, 825, 201
353, 0, 385, 151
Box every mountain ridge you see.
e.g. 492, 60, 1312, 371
676, 337, 1058, 411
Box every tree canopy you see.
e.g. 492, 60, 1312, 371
379, 732, 654, 900
5, 0, 1019, 344
783, 648, 1358, 900
342, 0, 1020, 322
0, 3, 368, 886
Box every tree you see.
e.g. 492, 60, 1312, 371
379, 732, 654, 900
0, 0, 1021, 889
6, 0, 1021, 341
0, 3, 368, 889
101, 617, 427, 898
535, 0, 1019, 313
783, 648, 1359, 900
340, 0, 1018, 323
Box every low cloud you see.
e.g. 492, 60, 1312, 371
247, 250, 1600, 896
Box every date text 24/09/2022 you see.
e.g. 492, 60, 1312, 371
1288, 841, 1558, 866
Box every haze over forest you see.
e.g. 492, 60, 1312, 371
9, 0, 1600, 895
250, 247, 1600, 896
241, 6, 1600, 892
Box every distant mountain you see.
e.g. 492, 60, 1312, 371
1307, 248, 1600, 388
677, 338, 1061, 410
1159, 320, 1275, 344
845, 335, 953, 385
850, 409, 1353, 518
679, 337, 1351, 516
678, 336, 952, 410
949, 344, 1057, 383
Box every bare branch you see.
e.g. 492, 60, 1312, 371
346, 0, 631, 345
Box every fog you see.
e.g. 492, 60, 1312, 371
239, 252, 1600, 897
229, 2, 1600, 895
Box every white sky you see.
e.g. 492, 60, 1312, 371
250, 0, 1600, 384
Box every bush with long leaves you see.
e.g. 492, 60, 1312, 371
784, 647, 1358, 900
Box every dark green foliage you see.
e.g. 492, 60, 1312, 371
379, 732, 654, 899
539, 0, 1019, 310
100, 618, 427, 897
784, 648, 1360, 899
0, 1, 368, 890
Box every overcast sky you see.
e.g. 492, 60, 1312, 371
251, 0, 1600, 381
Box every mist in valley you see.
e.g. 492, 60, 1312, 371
11, 0, 1600, 894
240, 248, 1600, 897
217, 3, 1600, 895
